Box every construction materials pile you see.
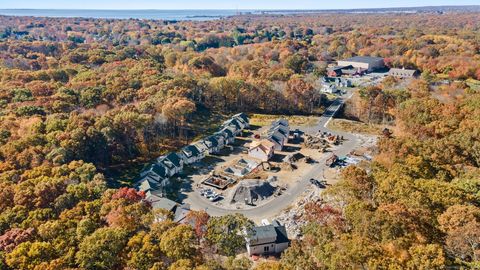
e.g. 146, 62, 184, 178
275, 187, 323, 238
303, 134, 329, 150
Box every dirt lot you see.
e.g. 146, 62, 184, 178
178, 118, 340, 211
327, 118, 384, 135
250, 114, 320, 127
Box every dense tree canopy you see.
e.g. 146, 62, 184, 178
0, 11, 479, 269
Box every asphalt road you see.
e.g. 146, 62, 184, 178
183, 92, 360, 223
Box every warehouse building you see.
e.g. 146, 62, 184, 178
337, 56, 385, 72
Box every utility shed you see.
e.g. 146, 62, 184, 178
245, 220, 290, 256
337, 56, 385, 72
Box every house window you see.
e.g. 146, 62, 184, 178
264, 246, 269, 252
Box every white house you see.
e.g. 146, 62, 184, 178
139, 164, 168, 182
180, 144, 204, 165
218, 126, 236, 144
157, 152, 184, 176
213, 132, 226, 149
245, 220, 290, 256
269, 125, 289, 139
233, 112, 250, 128
193, 141, 209, 156
137, 164, 170, 196
321, 83, 339, 94
248, 140, 275, 162
202, 136, 221, 154
223, 118, 244, 131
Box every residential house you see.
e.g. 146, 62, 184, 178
223, 118, 244, 131
139, 163, 169, 182
331, 77, 352, 87
218, 126, 236, 144
213, 132, 226, 149
237, 158, 259, 170
193, 141, 209, 157
180, 144, 204, 165
245, 220, 290, 256
389, 68, 419, 78
270, 123, 289, 137
137, 164, 170, 196
248, 140, 275, 162
233, 113, 250, 128
202, 136, 221, 154
272, 118, 289, 128
157, 152, 183, 176
224, 166, 249, 177
267, 132, 285, 151
321, 83, 339, 94
146, 194, 191, 223
269, 128, 288, 145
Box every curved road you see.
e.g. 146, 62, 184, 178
184, 92, 359, 223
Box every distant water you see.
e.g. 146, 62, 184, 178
0, 9, 260, 21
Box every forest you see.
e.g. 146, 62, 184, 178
0, 11, 479, 269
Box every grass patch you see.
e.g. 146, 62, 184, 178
467, 79, 480, 91
328, 118, 386, 135
250, 114, 320, 127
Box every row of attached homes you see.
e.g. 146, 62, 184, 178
266, 119, 290, 151
136, 113, 250, 198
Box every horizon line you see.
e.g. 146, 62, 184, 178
0, 5, 479, 11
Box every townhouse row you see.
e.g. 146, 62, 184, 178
135, 113, 250, 201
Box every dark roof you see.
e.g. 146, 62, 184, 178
269, 125, 288, 137
341, 56, 384, 65
272, 221, 289, 244
213, 132, 226, 142
143, 164, 168, 179
139, 178, 159, 192
219, 127, 234, 138
267, 134, 282, 145
203, 136, 219, 148
233, 113, 249, 123
165, 152, 182, 167
248, 221, 289, 245
223, 118, 241, 130
182, 145, 201, 158
328, 65, 353, 71
272, 119, 289, 127
158, 152, 182, 169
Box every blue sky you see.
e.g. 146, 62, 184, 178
0, 0, 478, 10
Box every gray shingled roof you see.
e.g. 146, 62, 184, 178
150, 197, 178, 212
342, 56, 384, 65
248, 221, 289, 245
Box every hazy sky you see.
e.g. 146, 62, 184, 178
0, 0, 478, 10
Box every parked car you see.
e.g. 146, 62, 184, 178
209, 194, 222, 202
310, 178, 326, 189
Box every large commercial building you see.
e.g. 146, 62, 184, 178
337, 56, 385, 72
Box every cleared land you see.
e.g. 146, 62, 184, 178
250, 114, 320, 127
327, 118, 386, 135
